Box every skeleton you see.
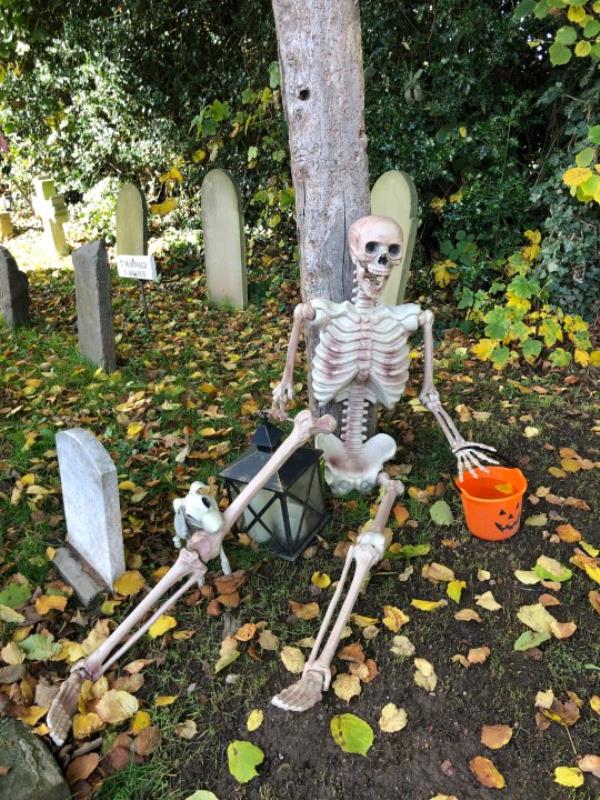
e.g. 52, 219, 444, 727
47, 410, 336, 746
272, 473, 402, 712
271, 214, 497, 495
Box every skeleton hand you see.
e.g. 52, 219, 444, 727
452, 441, 498, 480
270, 377, 294, 421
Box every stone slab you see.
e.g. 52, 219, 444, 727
0, 718, 70, 800
0, 246, 30, 329
0, 211, 13, 241
72, 240, 117, 372
53, 547, 103, 606
116, 183, 147, 257
56, 428, 124, 589
201, 169, 247, 310
371, 170, 419, 305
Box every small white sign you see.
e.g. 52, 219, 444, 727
117, 254, 158, 281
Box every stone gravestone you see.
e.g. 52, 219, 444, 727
56, 428, 125, 594
371, 170, 419, 305
201, 169, 248, 310
0, 245, 30, 328
116, 182, 157, 281
0, 718, 70, 800
72, 240, 117, 372
31, 177, 69, 256
0, 210, 13, 240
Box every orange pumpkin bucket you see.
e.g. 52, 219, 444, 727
455, 464, 528, 541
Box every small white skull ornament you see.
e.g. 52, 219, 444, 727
348, 215, 403, 300
172, 481, 224, 548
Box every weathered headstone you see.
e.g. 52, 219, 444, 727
72, 240, 117, 372
0, 718, 70, 800
0, 210, 13, 240
116, 183, 148, 256
0, 246, 30, 328
201, 169, 247, 310
31, 177, 69, 256
56, 428, 125, 590
371, 170, 419, 305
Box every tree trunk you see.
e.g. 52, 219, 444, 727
272, 0, 371, 426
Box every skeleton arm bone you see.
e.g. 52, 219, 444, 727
271, 301, 316, 420
418, 309, 497, 478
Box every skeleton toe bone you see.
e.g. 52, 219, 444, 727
271, 669, 326, 712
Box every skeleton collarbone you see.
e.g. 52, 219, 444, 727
311, 299, 421, 407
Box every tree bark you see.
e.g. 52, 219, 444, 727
272, 0, 371, 424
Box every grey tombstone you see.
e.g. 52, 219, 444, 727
72, 240, 117, 372
116, 182, 148, 257
31, 177, 69, 256
56, 428, 125, 590
371, 170, 420, 305
201, 169, 248, 310
0, 718, 70, 800
0, 246, 30, 328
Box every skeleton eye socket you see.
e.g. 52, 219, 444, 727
389, 244, 401, 258
201, 496, 211, 509
365, 241, 377, 254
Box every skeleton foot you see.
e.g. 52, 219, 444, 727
271, 669, 325, 712
47, 669, 87, 746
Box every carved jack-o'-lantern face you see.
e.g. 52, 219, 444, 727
494, 501, 522, 535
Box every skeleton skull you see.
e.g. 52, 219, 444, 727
348, 215, 404, 299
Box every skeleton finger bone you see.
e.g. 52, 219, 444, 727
272, 480, 402, 712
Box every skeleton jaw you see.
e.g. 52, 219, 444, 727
358, 262, 391, 299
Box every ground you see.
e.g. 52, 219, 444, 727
0, 233, 598, 800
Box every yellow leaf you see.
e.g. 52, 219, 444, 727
130, 710, 152, 734
289, 601, 320, 620
472, 339, 496, 362
575, 40, 592, 57
233, 623, 257, 642
126, 421, 145, 439
413, 658, 437, 692
332, 673, 362, 702
35, 595, 67, 615
150, 197, 177, 216
100, 599, 122, 615
192, 148, 206, 163
410, 599, 448, 612
114, 570, 145, 597
447, 580, 466, 604
0, 605, 25, 623
148, 615, 177, 639
379, 703, 408, 732
495, 482, 515, 494
574, 349, 590, 367
422, 563, 455, 583
246, 709, 264, 731
568, 4, 586, 22
158, 167, 183, 183
454, 608, 483, 623
524, 229, 541, 244
481, 723, 513, 749
174, 719, 197, 739
590, 695, 600, 715
554, 766, 584, 787
459, 126, 468, 138
1, 641, 25, 664
475, 591, 502, 611
382, 605, 410, 632
590, 350, 600, 367
561, 457, 581, 473
351, 614, 379, 628
311, 571, 331, 589
280, 645, 305, 674
433, 260, 456, 288
563, 167, 593, 188
73, 712, 104, 739
95, 690, 138, 723
118, 480, 137, 491
154, 695, 178, 707
17, 705, 48, 726
470, 755, 506, 789
45, 546, 56, 561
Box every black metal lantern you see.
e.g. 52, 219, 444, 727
220, 421, 329, 561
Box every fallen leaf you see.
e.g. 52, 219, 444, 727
539, 593, 560, 607
410, 599, 448, 612
233, 623, 257, 642
65, 753, 100, 784
578, 754, 600, 779
477, 569, 491, 581
184, 793, 219, 800
330, 713, 374, 755
130, 710, 152, 734
414, 658, 437, 692
390, 635, 415, 657
454, 608, 483, 623
590, 696, 600, 715
481, 724, 513, 749
589, 591, 600, 614
246, 709, 263, 732
214, 650, 240, 674
175, 719, 198, 739
289, 601, 320, 621
154, 695, 178, 707
227, 740, 264, 784
447, 580, 466, 604
17, 706, 48, 726
382, 605, 410, 632
514, 570, 541, 585
148, 615, 177, 639
337, 642, 365, 663
517, 603, 576, 639
1, 641, 25, 664
535, 689, 554, 709
311, 572, 331, 589
475, 591, 502, 611
113, 570, 145, 597
258, 629, 279, 650
95, 690, 138, 723
280, 646, 305, 674
72, 712, 104, 739
534, 555, 572, 582
524, 426, 539, 438
422, 563, 455, 583
468, 646, 491, 664
350, 614, 379, 628
469, 755, 506, 789
525, 513, 548, 527
553, 766, 583, 787
34, 595, 67, 615
393, 503, 410, 526
555, 524, 581, 543
332, 673, 361, 702
379, 703, 408, 732
429, 500, 454, 526
135, 725, 161, 756
543, 697, 580, 726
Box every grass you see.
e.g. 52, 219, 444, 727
0, 266, 599, 800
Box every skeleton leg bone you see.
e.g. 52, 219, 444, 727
272, 476, 402, 712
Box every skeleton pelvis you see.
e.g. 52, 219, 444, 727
315, 432, 396, 496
